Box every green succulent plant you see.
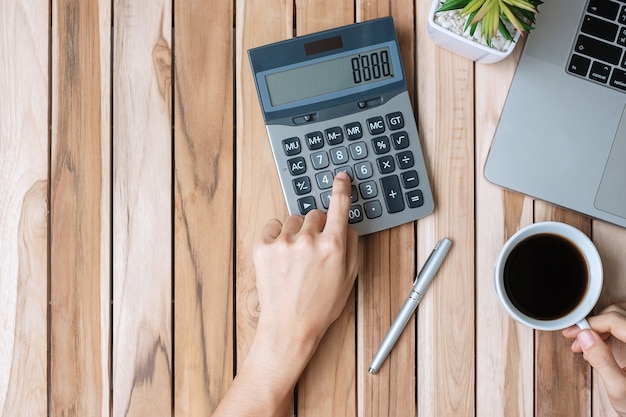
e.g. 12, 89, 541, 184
437, 0, 542, 47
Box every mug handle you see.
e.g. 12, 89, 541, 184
576, 319, 591, 330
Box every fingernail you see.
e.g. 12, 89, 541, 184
578, 330, 596, 350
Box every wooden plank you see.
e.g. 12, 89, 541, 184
234, 0, 292, 372
415, 2, 475, 416
475, 50, 535, 416
591, 221, 626, 416
534, 202, 592, 417
0, 2, 49, 416
112, 1, 172, 415
292, 3, 356, 417
50, 0, 111, 415
354, 2, 417, 416
173, 0, 234, 415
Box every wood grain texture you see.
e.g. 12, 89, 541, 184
475, 50, 535, 417
173, 0, 234, 415
112, 1, 172, 415
415, 2, 475, 416
292, 3, 356, 416
355, 2, 417, 416
50, 0, 110, 415
593, 221, 626, 416
533, 203, 592, 417
0, 2, 48, 416
234, 0, 292, 373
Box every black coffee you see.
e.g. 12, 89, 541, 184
503, 233, 588, 321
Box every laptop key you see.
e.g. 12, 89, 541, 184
610, 67, 626, 90
568, 54, 591, 76
575, 34, 622, 65
581, 15, 618, 41
587, 0, 620, 20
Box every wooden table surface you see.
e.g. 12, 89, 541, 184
2, 1, 626, 416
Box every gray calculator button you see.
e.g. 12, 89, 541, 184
330, 146, 349, 165
364, 200, 383, 219
344, 122, 363, 140
406, 189, 424, 208
349, 142, 368, 160
316, 171, 334, 189
401, 170, 419, 188
372, 136, 390, 154
293, 176, 311, 195
325, 127, 343, 145
288, 157, 307, 176
359, 180, 378, 199
305, 131, 324, 150
391, 131, 409, 150
380, 175, 404, 213
282, 137, 301, 155
311, 151, 329, 169
377, 155, 395, 174
366, 116, 385, 134
397, 151, 414, 170
355, 161, 373, 180
348, 204, 364, 224
386, 112, 404, 130
298, 196, 317, 215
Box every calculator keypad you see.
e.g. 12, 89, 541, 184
283, 109, 426, 225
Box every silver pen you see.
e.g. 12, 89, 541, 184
368, 238, 452, 374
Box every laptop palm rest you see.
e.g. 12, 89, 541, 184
595, 104, 626, 219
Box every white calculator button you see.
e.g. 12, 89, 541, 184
310, 151, 330, 169
316, 171, 334, 189
330, 146, 349, 165
349, 142, 368, 160
355, 161, 373, 180
359, 180, 378, 199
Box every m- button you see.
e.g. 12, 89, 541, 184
366, 116, 385, 135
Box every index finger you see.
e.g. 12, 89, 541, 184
587, 311, 626, 343
323, 171, 352, 237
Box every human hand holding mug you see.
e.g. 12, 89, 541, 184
494, 222, 603, 331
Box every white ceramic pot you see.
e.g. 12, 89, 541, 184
427, 0, 521, 64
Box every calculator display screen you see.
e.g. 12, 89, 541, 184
264, 46, 396, 107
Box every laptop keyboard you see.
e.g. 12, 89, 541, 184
567, 0, 626, 92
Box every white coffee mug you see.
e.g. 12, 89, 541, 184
494, 222, 603, 331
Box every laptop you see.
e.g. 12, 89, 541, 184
485, 0, 626, 228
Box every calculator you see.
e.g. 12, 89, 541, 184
248, 16, 434, 235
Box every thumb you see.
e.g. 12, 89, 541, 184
577, 330, 626, 399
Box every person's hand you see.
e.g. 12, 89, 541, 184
211, 172, 359, 417
253, 171, 359, 351
563, 303, 626, 416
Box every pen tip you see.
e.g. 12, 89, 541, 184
368, 367, 378, 374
